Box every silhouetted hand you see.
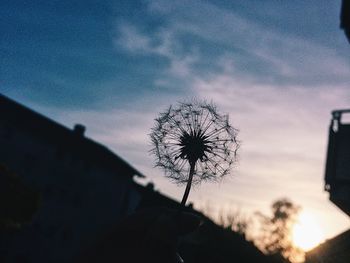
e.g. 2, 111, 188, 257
77, 207, 201, 263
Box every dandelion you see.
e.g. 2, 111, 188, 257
150, 101, 239, 205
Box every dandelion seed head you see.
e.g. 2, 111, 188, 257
150, 101, 239, 185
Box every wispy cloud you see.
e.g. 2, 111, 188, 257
116, 0, 350, 86
115, 22, 198, 79
190, 71, 350, 234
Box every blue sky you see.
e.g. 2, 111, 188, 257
1, 0, 350, 243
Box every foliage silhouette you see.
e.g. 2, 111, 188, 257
255, 198, 303, 263
217, 208, 251, 238
179, 217, 281, 263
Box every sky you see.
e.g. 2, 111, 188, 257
1, 0, 350, 244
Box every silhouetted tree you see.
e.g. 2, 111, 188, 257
0, 164, 40, 230
255, 198, 303, 263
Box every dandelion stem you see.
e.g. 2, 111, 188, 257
181, 161, 196, 206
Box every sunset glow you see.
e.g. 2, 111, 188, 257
292, 211, 325, 251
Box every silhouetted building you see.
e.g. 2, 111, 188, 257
325, 110, 350, 216
306, 229, 350, 263
321, 109, 350, 262
0, 94, 144, 262
341, 0, 350, 42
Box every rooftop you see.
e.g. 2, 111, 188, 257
0, 93, 144, 178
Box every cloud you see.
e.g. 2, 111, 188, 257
115, 23, 154, 54
190, 70, 350, 214
116, 0, 350, 87
115, 22, 198, 79
192, 72, 350, 166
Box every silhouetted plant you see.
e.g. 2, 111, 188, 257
198, 202, 251, 239
255, 198, 303, 263
150, 101, 239, 205
218, 208, 251, 238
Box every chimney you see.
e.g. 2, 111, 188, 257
73, 124, 85, 136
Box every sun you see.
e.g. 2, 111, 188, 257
292, 211, 325, 251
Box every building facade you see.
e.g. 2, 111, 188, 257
325, 110, 350, 216
0, 94, 143, 262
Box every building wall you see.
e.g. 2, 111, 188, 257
0, 119, 142, 263
305, 230, 350, 263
